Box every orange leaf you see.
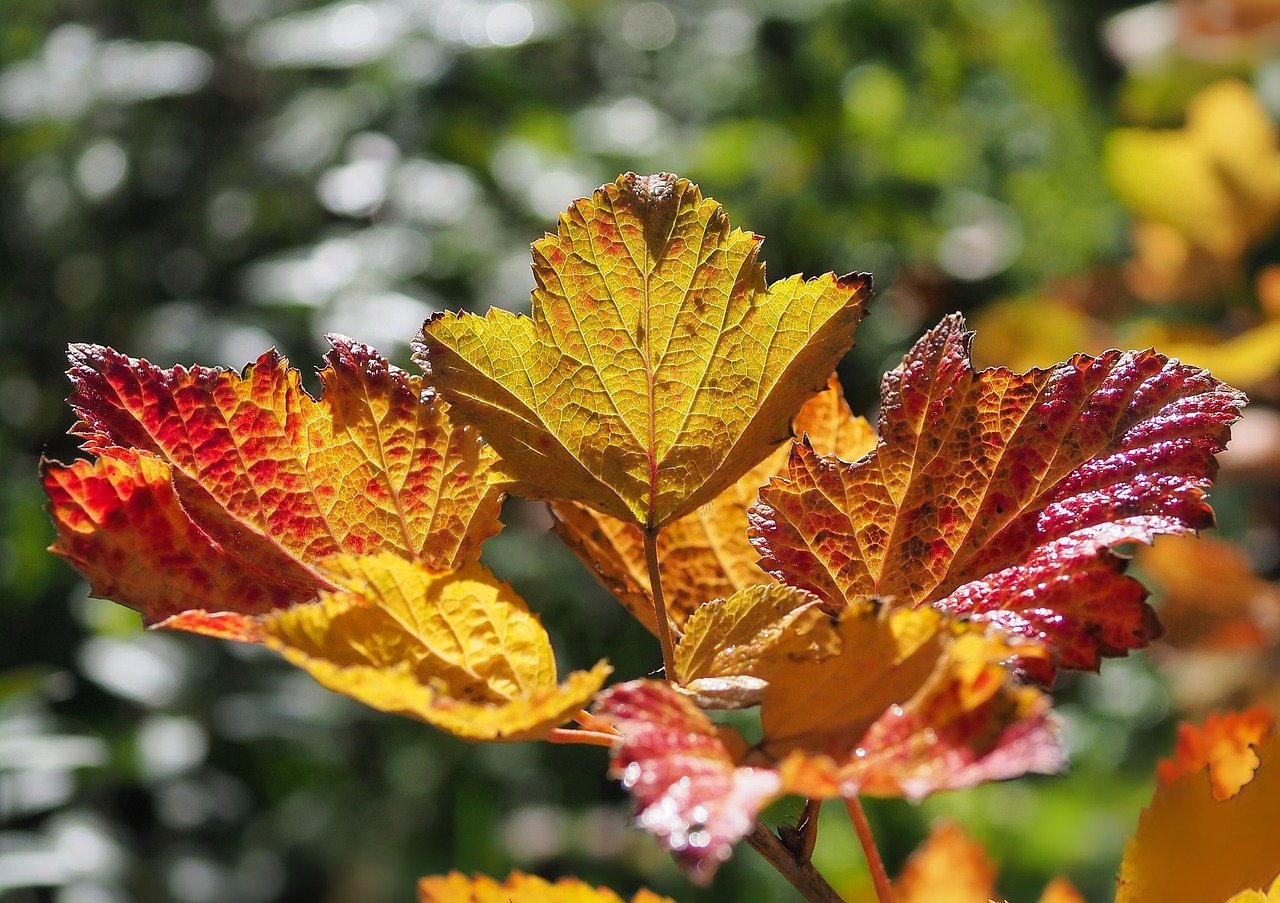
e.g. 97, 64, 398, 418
419, 872, 674, 903
894, 822, 997, 903
416, 173, 871, 530
1156, 706, 1275, 800
1117, 732, 1280, 902
552, 373, 875, 632
758, 604, 1062, 800
1141, 535, 1280, 651
892, 822, 1084, 903
752, 313, 1244, 671
44, 337, 503, 638
261, 553, 610, 742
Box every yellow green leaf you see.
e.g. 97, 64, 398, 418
261, 553, 610, 742
416, 173, 871, 529
1117, 733, 1280, 902
673, 583, 840, 709
551, 373, 876, 632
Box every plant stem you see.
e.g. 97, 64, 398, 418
548, 728, 617, 747
574, 709, 620, 736
746, 821, 845, 903
642, 527, 677, 677
844, 797, 893, 903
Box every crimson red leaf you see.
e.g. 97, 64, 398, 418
751, 314, 1245, 671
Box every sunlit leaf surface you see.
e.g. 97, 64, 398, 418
417, 173, 871, 529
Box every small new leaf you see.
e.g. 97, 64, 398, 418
261, 553, 609, 742
752, 314, 1245, 671
417, 173, 871, 530
673, 583, 839, 709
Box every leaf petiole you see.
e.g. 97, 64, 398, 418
643, 527, 677, 678
845, 797, 894, 903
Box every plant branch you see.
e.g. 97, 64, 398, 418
642, 527, 677, 677
746, 820, 844, 903
844, 797, 893, 903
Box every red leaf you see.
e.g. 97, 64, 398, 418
751, 314, 1245, 671
593, 680, 782, 885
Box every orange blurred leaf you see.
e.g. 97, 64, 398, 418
416, 173, 871, 530
1117, 733, 1280, 901
752, 314, 1244, 672
418, 872, 673, 903
552, 373, 876, 632
1156, 706, 1275, 800
261, 553, 609, 741
44, 338, 503, 639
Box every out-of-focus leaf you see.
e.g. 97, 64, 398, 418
418, 872, 674, 903
891, 821, 1085, 903
1118, 732, 1280, 901
44, 338, 503, 639
593, 680, 783, 885
552, 373, 876, 632
416, 173, 871, 529
1225, 876, 1280, 903
1140, 534, 1280, 650
673, 583, 839, 709
1156, 706, 1275, 800
752, 313, 1245, 671
1106, 80, 1280, 258
261, 553, 609, 742
1130, 318, 1280, 391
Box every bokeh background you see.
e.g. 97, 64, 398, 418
3, 0, 1280, 900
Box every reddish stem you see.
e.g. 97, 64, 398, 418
844, 797, 894, 903
548, 728, 617, 747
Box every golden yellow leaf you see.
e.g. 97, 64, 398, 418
1157, 706, 1275, 801
673, 583, 840, 708
416, 173, 871, 529
1129, 317, 1280, 391
1106, 80, 1280, 259
261, 553, 610, 741
1117, 733, 1280, 902
551, 373, 876, 632
1226, 876, 1280, 903
418, 872, 674, 903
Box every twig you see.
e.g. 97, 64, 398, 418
746, 820, 845, 903
642, 527, 677, 677
844, 797, 893, 903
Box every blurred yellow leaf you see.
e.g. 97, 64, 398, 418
1117, 733, 1280, 901
1107, 80, 1280, 259
1225, 876, 1280, 903
1130, 318, 1280, 389
416, 173, 871, 529
262, 553, 610, 742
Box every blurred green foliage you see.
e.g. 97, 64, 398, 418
3, 1, 1277, 901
